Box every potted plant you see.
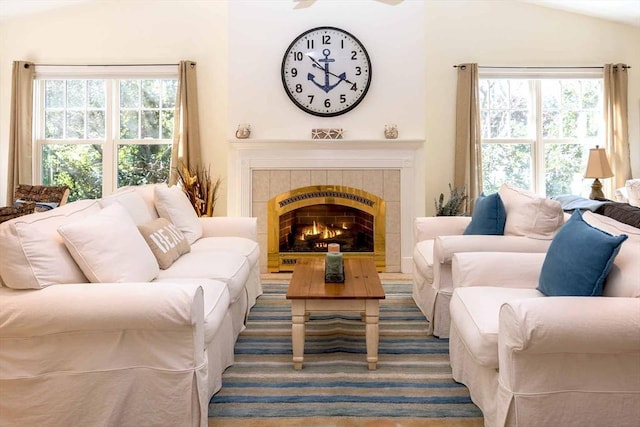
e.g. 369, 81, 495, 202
434, 184, 468, 216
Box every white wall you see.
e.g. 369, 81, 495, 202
424, 1, 640, 212
0, 0, 229, 210
0, 0, 639, 214
228, 0, 425, 140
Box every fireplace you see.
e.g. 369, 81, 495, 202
268, 185, 385, 272
228, 139, 424, 273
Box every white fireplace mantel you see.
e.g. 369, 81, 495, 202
227, 139, 425, 273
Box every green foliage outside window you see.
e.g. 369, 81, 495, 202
117, 144, 171, 188
39, 77, 176, 201
42, 144, 103, 201
480, 78, 602, 197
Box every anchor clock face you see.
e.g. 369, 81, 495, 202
281, 26, 372, 117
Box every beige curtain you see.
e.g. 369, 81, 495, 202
454, 63, 482, 211
603, 63, 631, 195
170, 60, 202, 185
7, 61, 35, 202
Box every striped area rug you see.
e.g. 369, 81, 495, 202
208, 281, 483, 425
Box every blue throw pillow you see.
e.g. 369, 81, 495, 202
463, 193, 506, 235
537, 210, 628, 296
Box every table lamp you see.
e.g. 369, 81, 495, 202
584, 145, 613, 200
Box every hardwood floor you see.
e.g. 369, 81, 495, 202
209, 417, 484, 426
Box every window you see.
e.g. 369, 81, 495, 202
479, 72, 603, 197
34, 66, 177, 201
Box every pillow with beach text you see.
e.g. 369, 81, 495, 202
138, 218, 191, 269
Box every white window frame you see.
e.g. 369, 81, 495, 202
479, 68, 604, 196
33, 65, 177, 198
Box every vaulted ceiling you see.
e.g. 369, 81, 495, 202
0, 0, 639, 27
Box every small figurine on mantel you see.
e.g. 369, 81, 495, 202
325, 243, 344, 283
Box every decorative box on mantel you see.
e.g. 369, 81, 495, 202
227, 139, 425, 274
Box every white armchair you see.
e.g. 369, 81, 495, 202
448, 211, 640, 427
412, 217, 551, 337
413, 183, 568, 338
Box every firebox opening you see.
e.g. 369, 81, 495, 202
279, 204, 374, 253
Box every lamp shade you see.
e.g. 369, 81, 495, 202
584, 145, 613, 179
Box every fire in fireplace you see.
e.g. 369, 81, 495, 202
267, 185, 386, 272
279, 204, 374, 253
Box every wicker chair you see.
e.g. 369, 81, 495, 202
1, 185, 71, 224
13, 184, 70, 212
0, 201, 36, 224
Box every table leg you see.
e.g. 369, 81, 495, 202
365, 300, 380, 370
291, 300, 306, 370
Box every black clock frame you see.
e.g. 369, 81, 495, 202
281, 26, 372, 118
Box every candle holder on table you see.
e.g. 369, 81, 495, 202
325, 243, 344, 283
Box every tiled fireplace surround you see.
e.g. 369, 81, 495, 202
228, 141, 423, 273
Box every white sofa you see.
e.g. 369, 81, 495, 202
0, 183, 262, 427
448, 211, 640, 427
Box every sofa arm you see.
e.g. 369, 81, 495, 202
0, 283, 204, 337
434, 235, 551, 264
452, 252, 545, 289
414, 216, 470, 242
199, 216, 257, 241
0, 283, 209, 426
498, 297, 640, 393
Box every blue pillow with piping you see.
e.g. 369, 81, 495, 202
463, 192, 506, 235
537, 210, 628, 296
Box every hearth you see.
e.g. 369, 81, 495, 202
268, 185, 385, 272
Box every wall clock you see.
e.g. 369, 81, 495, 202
281, 26, 372, 117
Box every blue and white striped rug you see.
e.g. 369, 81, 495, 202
208, 282, 483, 423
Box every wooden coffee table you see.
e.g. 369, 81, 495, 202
286, 257, 385, 370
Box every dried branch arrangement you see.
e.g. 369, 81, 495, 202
175, 161, 222, 217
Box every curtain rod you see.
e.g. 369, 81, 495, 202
25, 63, 179, 68
453, 65, 630, 69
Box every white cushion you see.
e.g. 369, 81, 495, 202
452, 252, 546, 289
115, 183, 164, 220
450, 286, 543, 369
498, 183, 564, 239
434, 234, 551, 263
155, 251, 250, 303
583, 211, 640, 298
0, 200, 101, 289
154, 185, 203, 245
626, 179, 640, 208
191, 236, 260, 267
614, 186, 629, 203
99, 188, 153, 226
57, 203, 159, 283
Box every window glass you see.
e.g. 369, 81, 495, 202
42, 144, 103, 200
481, 143, 532, 195
37, 75, 177, 201
480, 77, 602, 197
117, 144, 172, 187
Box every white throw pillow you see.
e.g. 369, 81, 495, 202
498, 183, 564, 240
99, 188, 153, 226
57, 202, 159, 283
614, 187, 629, 203
116, 183, 164, 220
154, 185, 203, 244
626, 179, 640, 208
0, 199, 101, 289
